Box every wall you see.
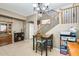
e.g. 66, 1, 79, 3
25, 14, 38, 39
12, 20, 24, 33
0, 16, 24, 32
46, 24, 79, 49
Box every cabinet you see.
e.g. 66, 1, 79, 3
14, 32, 24, 42
0, 34, 12, 46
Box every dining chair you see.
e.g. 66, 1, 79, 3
35, 33, 46, 55
44, 34, 53, 52
35, 33, 53, 56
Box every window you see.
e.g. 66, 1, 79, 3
0, 24, 7, 32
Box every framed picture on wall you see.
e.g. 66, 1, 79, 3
41, 19, 50, 24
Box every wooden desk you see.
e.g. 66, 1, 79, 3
33, 34, 53, 56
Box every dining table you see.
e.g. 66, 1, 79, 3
33, 35, 53, 56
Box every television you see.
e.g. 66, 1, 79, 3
0, 24, 7, 33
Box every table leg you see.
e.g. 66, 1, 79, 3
33, 36, 35, 50
51, 39, 53, 49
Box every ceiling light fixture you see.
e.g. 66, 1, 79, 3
33, 3, 50, 16
36, 7, 40, 10
44, 3, 49, 6
33, 3, 58, 18
33, 4, 37, 7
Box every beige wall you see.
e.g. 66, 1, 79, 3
46, 24, 79, 48
0, 16, 24, 33
25, 14, 38, 39
0, 8, 26, 20
12, 20, 24, 33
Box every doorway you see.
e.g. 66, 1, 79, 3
29, 23, 34, 39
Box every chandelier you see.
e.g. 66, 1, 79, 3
33, 3, 50, 16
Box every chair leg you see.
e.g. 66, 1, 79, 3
36, 42, 44, 56
49, 40, 52, 52
40, 43, 43, 56
36, 43, 38, 53
50, 47, 51, 52
51, 40, 53, 49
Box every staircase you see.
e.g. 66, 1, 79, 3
38, 12, 59, 34
37, 4, 79, 34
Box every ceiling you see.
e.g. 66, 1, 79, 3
0, 3, 72, 16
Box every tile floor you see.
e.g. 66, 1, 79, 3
0, 40, 65, 56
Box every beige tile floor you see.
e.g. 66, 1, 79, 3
0, 40, 65, 56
